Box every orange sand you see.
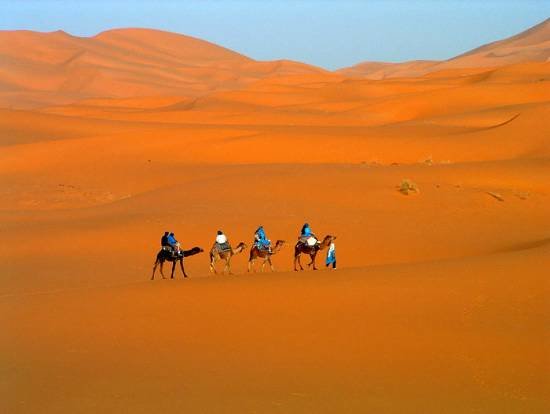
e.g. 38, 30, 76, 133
1, 24, 549, 413
338, 18, 550, 79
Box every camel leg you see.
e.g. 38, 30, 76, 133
170, 261, 176, 279
159, 261, 166, 279
179, 259, 187, 278
313, 251, 318, 270
261, 259, 266, 272
209, 254, 217, 274
224, 257, 233, 275
295, 253, 304, 271
309, 252, 318, 270
151, 259, 159, 280
268, 256, 274, 272
248, 251, 255, 273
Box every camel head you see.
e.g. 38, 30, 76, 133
235, 242, 247, 253
183, 247, 204, 257
273, 240, 286, 253
320, 235, 336, 249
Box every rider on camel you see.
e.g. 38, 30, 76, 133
215, 230, 230, 252
254, 226, 272, 253
161, 231, 170, 249
300, 223, 318, 246
167, 232, 181, 257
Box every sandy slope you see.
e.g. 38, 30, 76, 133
335, 60, 439, 79
337, 18, 550, 79
2, 248, 548, 413
1, 25, 550, 413
0, 28, 327, 109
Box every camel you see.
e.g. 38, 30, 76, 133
248, 240, 286, 272
151, 247, 204, 280
294, 235, 336, 271
209, 242, 247, 274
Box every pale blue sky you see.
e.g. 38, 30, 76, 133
1, 0, 548, 69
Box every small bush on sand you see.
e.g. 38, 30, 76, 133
399, 179, 420, 195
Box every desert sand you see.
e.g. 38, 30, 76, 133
338, 18, 550, 79
1, 22, 549, 413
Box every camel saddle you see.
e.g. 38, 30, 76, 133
216, 242, 231, 253
298, 236, 318, 247
255, 243, 271, 252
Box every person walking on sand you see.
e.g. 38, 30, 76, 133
325, 239, 336, 269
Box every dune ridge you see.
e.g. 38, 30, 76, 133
2, 19, 549, 109
0, 28, 328, 108
337, 17, 550, 79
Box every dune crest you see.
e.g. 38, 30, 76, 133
0, 28, 328, 108
337, 18, 550, 79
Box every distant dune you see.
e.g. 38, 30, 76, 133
2, 19, 549, 109
335, 60, 439, 80
337, 17, 550, 79
0, 28, 328, 108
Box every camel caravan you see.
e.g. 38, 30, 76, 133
151, 224, 336, 279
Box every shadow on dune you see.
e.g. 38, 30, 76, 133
496, 236, 550, 253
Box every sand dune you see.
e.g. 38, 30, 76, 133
0, 28, 327, 109
3, 246, 548, 413
2, 19, 548, 110
337, 18, 550, 79
33, 62, 550, 165
335, 60, 439, 79
442, 17, 550, 69
1, 21, 549, 414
